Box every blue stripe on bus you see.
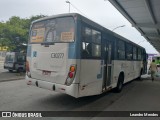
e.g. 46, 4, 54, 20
68, 40, 81, 59
68, 19, 81, 59
68, 43, 76, 59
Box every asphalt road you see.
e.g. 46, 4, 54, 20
0, 69, 25, 82
0, 77, 160, 120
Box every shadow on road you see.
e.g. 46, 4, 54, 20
32, 82, 135, 112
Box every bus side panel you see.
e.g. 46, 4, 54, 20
112, 60, 142, 84
78, 59, 103, 97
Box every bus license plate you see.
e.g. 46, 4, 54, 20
42, 70, 51, 75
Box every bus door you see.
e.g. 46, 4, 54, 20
103, 40, 113, 90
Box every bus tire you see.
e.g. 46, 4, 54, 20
116, 73, 124, 92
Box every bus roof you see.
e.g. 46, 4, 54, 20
32, 13, 79, 24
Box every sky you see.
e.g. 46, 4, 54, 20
0, 0, 158, 53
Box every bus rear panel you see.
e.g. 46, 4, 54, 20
26, 14, 81, 97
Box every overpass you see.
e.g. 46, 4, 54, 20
109, 0, 160, 53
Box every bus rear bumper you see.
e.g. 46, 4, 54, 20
25, 76, 79, 98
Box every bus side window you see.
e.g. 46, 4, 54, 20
117, 40, 125, 59
92, 30, 101, 57
126, 43, 133, 60
82, 26, 92, 58
81, 26, 101, 58
138, 48, 142, 60
82, 42, 90, 58
133, 46, 137, 60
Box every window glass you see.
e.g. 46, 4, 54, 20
92, 44, 101, 57
31, 17, 75, 43
85, 27, 91, 35
82, 26, 101, 58
83, 27, 92, 42
92, 30, 101, 44
133, 46, 137, 60
138, 48, 142, 60
117, 40, 125, 59
82, 42, 91, 58
126, 43, 133, 60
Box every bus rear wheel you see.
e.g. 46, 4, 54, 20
116, 74, 124, 92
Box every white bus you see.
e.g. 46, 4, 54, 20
26, 13, 147, 98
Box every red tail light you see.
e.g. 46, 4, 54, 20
65, 65, 77, 86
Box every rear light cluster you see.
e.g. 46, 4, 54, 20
26, 61, 31, 78
65, 65, 77, 86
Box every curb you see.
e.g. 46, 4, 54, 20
0, 77, 25, 83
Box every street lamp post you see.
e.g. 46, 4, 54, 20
66, 1, 70, 13
112, 25, 125, 31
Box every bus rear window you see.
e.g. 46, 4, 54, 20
30, 17, 75, 43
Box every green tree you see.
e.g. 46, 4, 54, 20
0, 15, 46, 52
